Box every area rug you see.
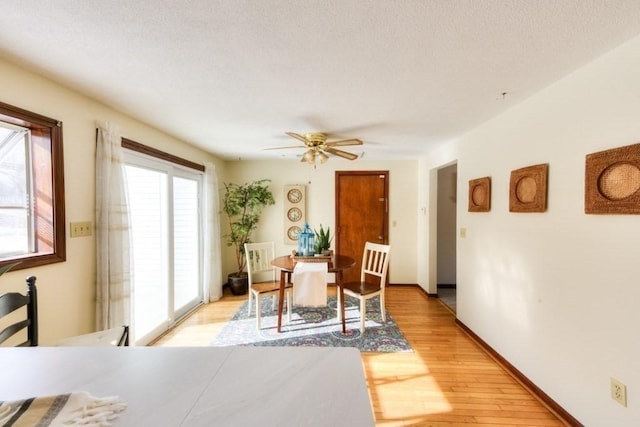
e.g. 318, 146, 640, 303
210, 295, 412, 352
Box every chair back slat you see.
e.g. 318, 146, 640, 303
0, 293, 28, 315
0, 319, 29, 344
360, 242, 391, 285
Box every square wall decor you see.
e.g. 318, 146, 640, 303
585, 142, 640, 214
468, 177, 491, 212
509, 163, 548, 213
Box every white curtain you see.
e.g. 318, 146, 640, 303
95, 122, 131, 330
204, 161, 223, 301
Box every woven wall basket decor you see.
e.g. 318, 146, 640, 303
468, 177, 491, 212
509, 163, 548, 213
585, 142, 640, 214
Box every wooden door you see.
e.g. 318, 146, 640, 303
335, 171, 389, 284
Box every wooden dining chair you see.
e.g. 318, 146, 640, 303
340, 242, 391, 333
244, 242, 292, 330
0, 275, 38, 346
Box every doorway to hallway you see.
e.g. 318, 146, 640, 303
436, 163, 457, 312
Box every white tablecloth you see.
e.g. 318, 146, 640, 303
293, 262, 328, 307
0, 346, 374, 426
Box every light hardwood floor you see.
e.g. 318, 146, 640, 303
154, 286, 567, 426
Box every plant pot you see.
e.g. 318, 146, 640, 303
228, 273, 248, 296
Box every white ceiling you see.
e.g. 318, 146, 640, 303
2, 1, 640, 161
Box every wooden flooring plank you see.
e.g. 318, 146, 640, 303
153, 286, 567, 426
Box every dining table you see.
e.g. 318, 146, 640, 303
271, 254, 355, 333
0, 346, 374, 426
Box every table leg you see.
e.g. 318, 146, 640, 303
337, 270, 346, 333
277, 270, 285, 333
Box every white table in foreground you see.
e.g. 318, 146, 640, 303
0, 346, 374, 426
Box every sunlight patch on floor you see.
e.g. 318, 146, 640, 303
365, 353, 452, 423
156, 322, 226, 346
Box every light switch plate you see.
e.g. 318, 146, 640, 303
70, 221, 92, 238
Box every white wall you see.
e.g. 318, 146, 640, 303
420, 35, 640, 425
223, 159, 418, 285
0, 58, 224, 344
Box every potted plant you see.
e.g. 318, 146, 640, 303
222, 179, 275, 295
314, 224, 333, 256
0, 262, 20, 278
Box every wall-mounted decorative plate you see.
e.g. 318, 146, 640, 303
585, 142, 640, 214
509, 163, 548, 213
468, 177, 491, 212
287, 207, 303, 222
287, 225, 302, 241
284, 185, 306, 244
287, 188, 303, 204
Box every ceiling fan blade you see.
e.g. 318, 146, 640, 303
263, 145, 304, 150
325, 138, 363, 147
324, 146, 359, 160
285, 132, 310, 145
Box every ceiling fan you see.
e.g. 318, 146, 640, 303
266, 132, 363, 165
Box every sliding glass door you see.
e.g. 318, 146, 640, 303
172, 176, 201, 317
124, 152, 203, 345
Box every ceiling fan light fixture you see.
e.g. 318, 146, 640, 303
318, 151, 329, 163
302, 150, 316, 164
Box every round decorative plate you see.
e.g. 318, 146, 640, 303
287, 207, 303, 222
471, 184, 487, 206
515, 176, 537, 203
287, 226, 301, 240
287, 188, 303, 203
598, 162, 640, 201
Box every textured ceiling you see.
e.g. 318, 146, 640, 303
2, 1, 640, 161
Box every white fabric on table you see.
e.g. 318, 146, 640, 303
0, 391, 126, 426
293, 262, 328, 307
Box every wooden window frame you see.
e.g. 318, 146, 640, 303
121, 138, 204, 172
0, 101, 66, 270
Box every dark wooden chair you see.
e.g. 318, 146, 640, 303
118, 325, 130, 346
0, 275, 38, 346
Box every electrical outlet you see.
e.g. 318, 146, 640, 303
611, 378, 627, 407
70, 221, 93, 238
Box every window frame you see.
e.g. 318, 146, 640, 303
0, 101, 66, 270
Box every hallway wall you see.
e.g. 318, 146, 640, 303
420, 34, 640, 425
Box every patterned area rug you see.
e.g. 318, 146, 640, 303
210, 295, 412, 352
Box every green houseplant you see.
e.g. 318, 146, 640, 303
314, 224, 333, 256
222, 179, 275, 295
0, 262, 20, 278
